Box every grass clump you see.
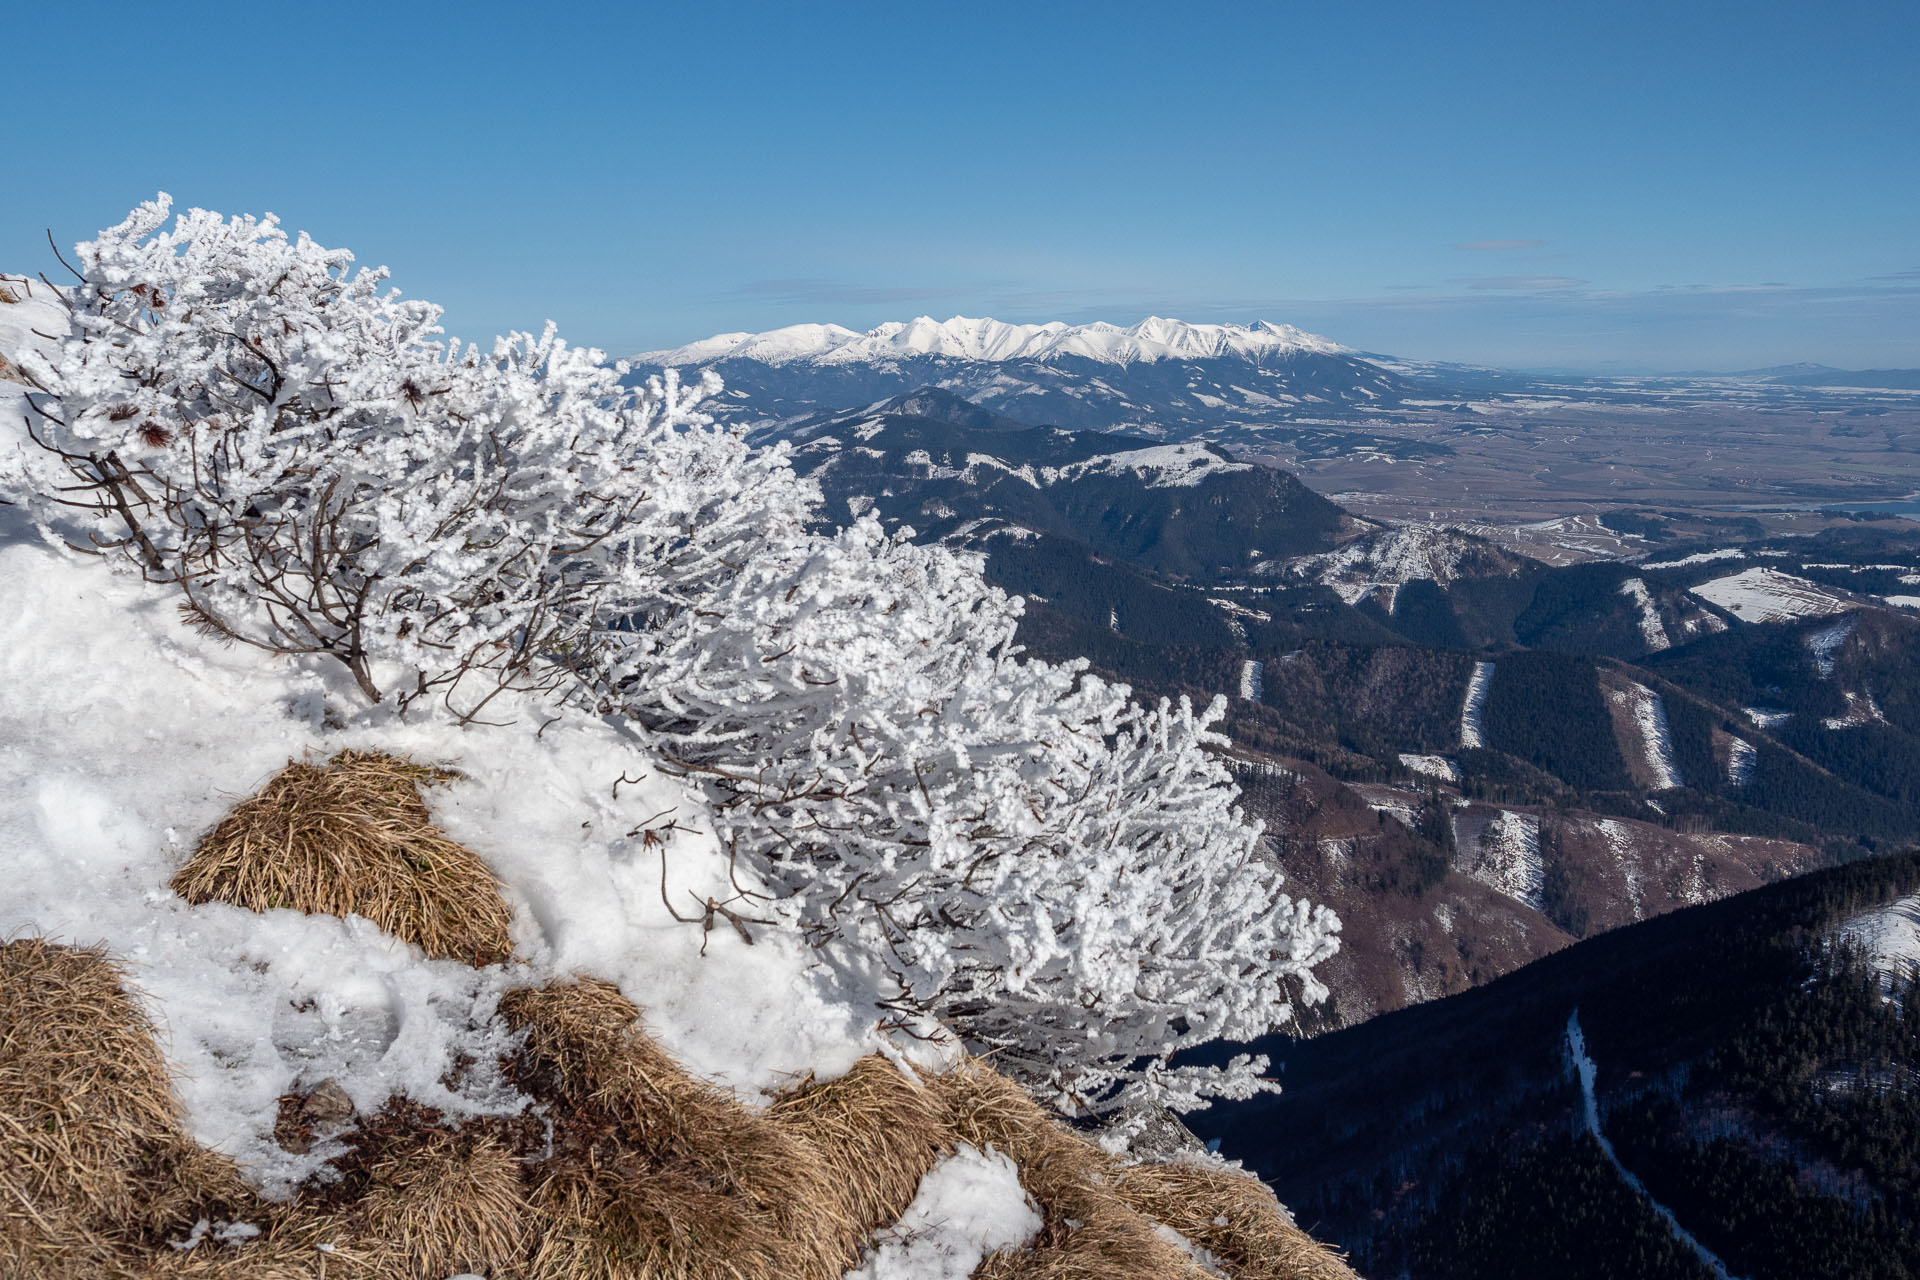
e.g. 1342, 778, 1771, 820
172, 750, 514, 965
0, 938, 250, 1277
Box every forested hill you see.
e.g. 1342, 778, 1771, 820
1186, 851, 1920, 1280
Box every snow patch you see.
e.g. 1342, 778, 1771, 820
1690, 567, 1851, 624
1618, 578, 1670, 651
1460, 811, 1544, 910
1239, 660, 1264, 704
1726, 738, 1757, 786
1399, 753, 1460, 783
1805, 615, 1857, 678
844, 1143, 1043, 1280
1459, 661, 1494, 750
1833, 894, 1920, 996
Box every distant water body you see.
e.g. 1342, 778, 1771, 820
1717, 494, 1920, 521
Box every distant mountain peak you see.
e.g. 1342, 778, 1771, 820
636, 314, 1350, 368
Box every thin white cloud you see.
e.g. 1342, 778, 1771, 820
1448, 275, 1587, 291
1454, 239, 1548, 251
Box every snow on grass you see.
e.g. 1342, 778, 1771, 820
1052, 441, 1249, 489
845, 1143, 1043, 1280
0, 528, 903, 1197
1459, 661, 1494, 750
1832, 894, 1920, 997
1689, 567, 1851, 624
1239, 659, 1264, 703
1822, 689, 1885, 729
1608, 681, 1682, 789
1805, 615, 1857, 677
1726, 737, 1757, 786
1398, 753, 1460, 783
1617, 578, 1670, 651
1641, 548, 1743, 570
1459, 810, 1544, 911
1883, 595, 1920, 609
1745, 706, 1792, 730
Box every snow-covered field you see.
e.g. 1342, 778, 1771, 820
1689, 567, 1852, 624
1239, 658, 1264, 703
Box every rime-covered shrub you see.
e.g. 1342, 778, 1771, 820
5, 195, 743, 716
6, 197, 1338, 1114
598, 516, 1341, 1112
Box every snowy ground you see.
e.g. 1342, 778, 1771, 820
1459, 661, 1494, 750
845, 1145, 1042, 1280
1726, 737, 1757, 786
1454, 810, 1545, 911
1833, 894, 1920, 996
1805, 616, 1857, 678
1617, 578, 1671, 651
0, 504, 927, 1195
1398, 753, 1460, 783
1689, 567, 1852, 624
1606, 680, 1683, 789
1239, 659, 1264, 703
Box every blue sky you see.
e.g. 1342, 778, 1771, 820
6, 1, 1917, 370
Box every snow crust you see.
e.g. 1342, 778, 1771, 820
843, 1144, 1042, 1280
1690, 568, 1851, 624
640, 315, 1348, 369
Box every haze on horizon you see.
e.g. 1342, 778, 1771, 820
5, 0, 1915, 373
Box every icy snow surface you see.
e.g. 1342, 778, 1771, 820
0, 519, 907, 1194
1690, 568, 1851, 624
1459, 661, 1494, 749
843, 1144, 1043, 1280
641, 315, 1348, 369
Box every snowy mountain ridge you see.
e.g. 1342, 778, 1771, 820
639, 315, 1350, 369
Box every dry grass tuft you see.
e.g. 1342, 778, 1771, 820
769, 1052, 951, 1233
1111, 1160, 1359, 1280
173, 750, 514, 965
935, 1059, 1211, 1280
351, 1130, 532, 1279
503, 976, 860, 1280
0, 938, 252, 1277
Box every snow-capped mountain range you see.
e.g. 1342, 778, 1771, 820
638, 315, 1351, 369
631, 314, 1410, 437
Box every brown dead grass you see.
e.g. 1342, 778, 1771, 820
503, 976, 861, 1280
172, 750, 514, 966
1112, 1161, 1358, 1280
0, 938, 251, 1278
10, 758, 1360, 1279
935, 1059, 1213, 1280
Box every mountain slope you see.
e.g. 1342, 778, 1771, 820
634, 314, 1414, 435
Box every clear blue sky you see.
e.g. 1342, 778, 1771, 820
6, 1, 1917, 371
